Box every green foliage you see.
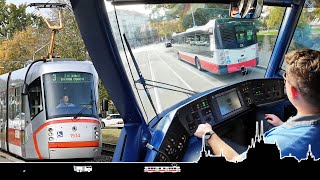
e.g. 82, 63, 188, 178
147, 4, 180, 20
150, 20, 183, 38
182, 7, 229, 29
98, 79, 118, 114
0, 0, 43, 39
99, 79, 110, 106
0, 26, 38, 73
0, 0, 116, 114
264, 7, 285, 29
148, 4, 229, 35
55, 8, 88, 60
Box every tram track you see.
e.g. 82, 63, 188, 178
101, 143, 117, 156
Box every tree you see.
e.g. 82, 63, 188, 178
0, 0, 117, 115
51, 4, 88, 60
150, 20, 184, 39
148, 3, 230, 34
264, 7, 285, 29
0, 0, 43, 39
0, 26, 38, 73
99, 79, 118, 114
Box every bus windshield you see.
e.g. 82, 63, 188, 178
44, 72, 97, 119
105, 2, 285, 122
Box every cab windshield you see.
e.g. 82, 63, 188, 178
44, 72, 97, 119
105, 2, 285, 123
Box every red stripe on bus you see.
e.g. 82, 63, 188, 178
33, 119, 99, 160
200, 60, 219, 73
227, 58, 257, 73
48, 141, 99, 148
179, 54, 195, 64
8, 128, 22, 147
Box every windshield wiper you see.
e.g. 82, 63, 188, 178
123, 34, 159, 118
73, 100, 95, 119
135, 79, 198, 96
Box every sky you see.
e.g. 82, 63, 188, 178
105, 1, 151, 15
6, 0, 28, 5
6, 0, 36, 13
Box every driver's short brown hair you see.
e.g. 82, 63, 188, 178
285, 48, 320, 107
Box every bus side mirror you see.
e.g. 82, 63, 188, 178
102, 98, 108, 111
229, 0, 263, 19
22, 83, 28, 95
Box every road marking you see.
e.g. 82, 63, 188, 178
147, 51, 162, 113
160, 53, 224, 87
153, 51, 194, 92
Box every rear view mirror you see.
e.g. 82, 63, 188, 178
22, 83, 28, 95
229, 0, 263, 19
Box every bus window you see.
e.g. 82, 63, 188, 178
28, 77, 43, 119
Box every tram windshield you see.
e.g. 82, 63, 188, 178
44, 72, 97, 119
105, 2, 286, 122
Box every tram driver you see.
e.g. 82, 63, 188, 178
194, 48, 320, 161
230, 6, 241, 18
56, 95, 76, 108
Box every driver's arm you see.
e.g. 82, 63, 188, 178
194, 123, 240, 162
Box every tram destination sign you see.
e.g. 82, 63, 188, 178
47, 72, 92, 83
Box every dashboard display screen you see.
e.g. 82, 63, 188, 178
216, 90, 241, 116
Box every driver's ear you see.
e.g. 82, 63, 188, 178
290, 86, 299, 98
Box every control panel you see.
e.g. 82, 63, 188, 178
152, 78, 286, 162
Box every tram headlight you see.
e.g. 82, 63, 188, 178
48, 128, 54, 133
48, 132, 53, 136
94, 126, 98, 131
95, 131, 99, 135
49, 137, 54, 141
95, 135, 99, 139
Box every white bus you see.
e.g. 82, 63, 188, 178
172, 18, 258, 74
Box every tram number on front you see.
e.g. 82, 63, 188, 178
70, 133, 80, 138
52, 74, 57, 81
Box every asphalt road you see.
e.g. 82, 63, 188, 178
121, 44, 267, 122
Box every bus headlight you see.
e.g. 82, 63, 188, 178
95, 131, 99, 135
95, 135, 99, 139
49, 137, 54, 141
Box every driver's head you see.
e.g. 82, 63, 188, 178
231, 6, 239, 16
63, 95, 69, 103
284, 48, 320, 108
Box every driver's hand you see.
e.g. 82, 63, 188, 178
194, 123, 212, 138
265, 114, 283, 127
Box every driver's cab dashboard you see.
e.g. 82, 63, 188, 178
144, 78, 286, 162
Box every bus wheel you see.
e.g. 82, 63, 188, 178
195, 57, 202, 71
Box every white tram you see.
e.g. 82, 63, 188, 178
0, 58, 101, 160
